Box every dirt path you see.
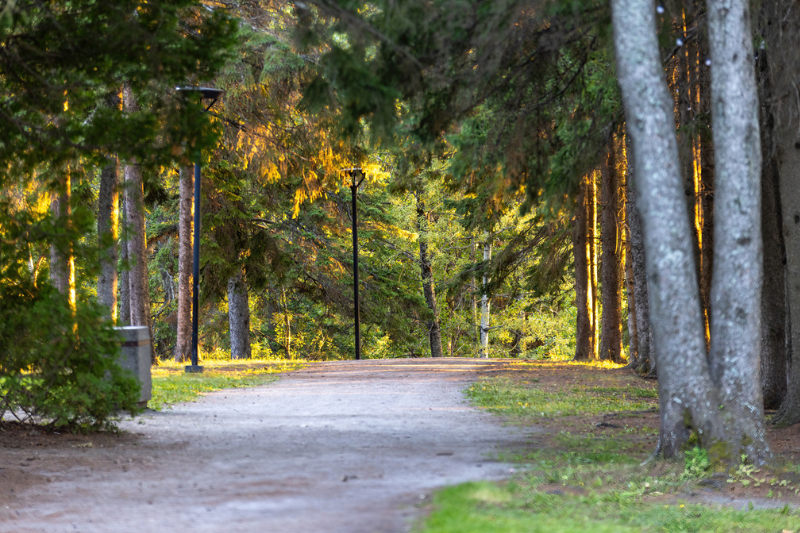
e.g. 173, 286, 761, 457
0, 358, 529, 533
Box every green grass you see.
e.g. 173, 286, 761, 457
421, 480, 800, 533
418, 374, 800, 532
149, 360, 302, 411
464, 377, 656, 419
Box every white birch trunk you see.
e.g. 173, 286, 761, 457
479, 239, 491, 358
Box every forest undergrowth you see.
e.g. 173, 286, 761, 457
418, 362, 800, 532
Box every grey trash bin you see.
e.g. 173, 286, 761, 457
115, 326, 152, 408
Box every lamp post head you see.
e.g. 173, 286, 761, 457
175, 86, 224, 111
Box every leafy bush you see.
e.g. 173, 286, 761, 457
0, 284, 140, 429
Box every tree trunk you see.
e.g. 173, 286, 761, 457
762, 0, 800, 425
611, 0, 725, 457
698, 18, 715, 350
589, 173, 599, 359
599, 140, 623, 363
175, 166, 193, 362
282, 286, 291, 359
49, 170, 73, 300
479, 239, 492, 358
124, 85, 154, 363
471, 235, 478, 345
415, 193, 444, 358
97, 158, 119, 321
574, 175, 594, 361
757, 51, 788, 411
119, 198, 131, 326
706, 0, 769, 460
626, 161, 654, 376
228, 271, 252, 359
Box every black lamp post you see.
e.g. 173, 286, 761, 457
342, 168, 365, 360
176, 86, 223, 373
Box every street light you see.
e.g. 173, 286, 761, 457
342, 168, 365, 360
175, 86, 224, 373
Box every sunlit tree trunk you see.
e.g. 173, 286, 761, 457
119, 198, 131, 326
600, 140, 623, 363
479, 239, 492, 358
175, 166, 193, 362
574, 175, 594, 361
415, 192, 444, 358
97, 158, 119, 321
588, 173, 599, 358
50, 168, 73, 304
282, 286, 291, 359
228, 270, 252, 359
612, 0, 725, 457
706, 0, 768, 460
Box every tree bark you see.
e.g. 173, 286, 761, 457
589, 173, 599, 359
698, 18, 715, 350
626, 161, 654, 376
228, 270, 252, 359
574, 175, 594, 361
479, 239, 492, 358
175, 166, 193, 362
49, 171, 72, 299
611, 0, 725, 457
124, 85, 153, 362
119, 198, 131, 326
706, 0, 769, 460
599, 140, 623, 363
415, 193, 444, 358
757, 51, 788, 411
97, 158, 118, 321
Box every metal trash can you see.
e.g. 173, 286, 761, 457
115, 326, 152, 408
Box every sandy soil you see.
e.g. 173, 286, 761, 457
0, 358, 529, 533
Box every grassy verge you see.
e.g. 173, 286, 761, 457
417, 361, 800, 533
149, 359, 303, 411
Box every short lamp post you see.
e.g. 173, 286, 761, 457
176, 86, 224, 374
342, 168, 365, 360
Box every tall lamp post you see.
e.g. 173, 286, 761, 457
176, 86, 223, 373
343, 168, 365, 360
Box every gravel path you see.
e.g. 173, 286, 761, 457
1, 358, 528, 533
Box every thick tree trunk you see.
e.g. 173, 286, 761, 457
611, 0, 725, 457
599, 140, 623, 363
228, 271, 252, 359
757, 52, 788, 411
415, 193, 444, 358
479, 239, 492, 358
574, 175, 594, 361
763, 0, 800, 425
706, 0, 769, 460
97, 159, 119, 321
175, 166, 193, 362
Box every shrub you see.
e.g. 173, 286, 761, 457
0, 283, 140, 430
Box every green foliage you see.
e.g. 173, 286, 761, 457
682, 447, 711, 480
0, 285, 139, 429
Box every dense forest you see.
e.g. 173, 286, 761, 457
2, 0, 800, 463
